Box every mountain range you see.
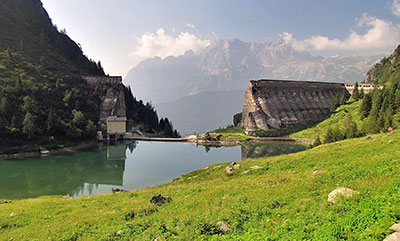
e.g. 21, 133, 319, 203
124, 39, 388, 135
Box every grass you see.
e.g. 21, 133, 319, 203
214, 127, 250, 141
1, 130, 400, 240
291, 100, 363, 139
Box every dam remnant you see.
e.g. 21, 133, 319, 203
238, 79, 349, 132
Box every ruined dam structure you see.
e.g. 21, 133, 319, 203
83, 76, 126, 129
239, 79, 349, 132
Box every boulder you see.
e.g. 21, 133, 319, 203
327, 187, 358, 204
150, 194, 172, 206
112, 187, 127, 193
384, 232, 400, 241
225, 162, 240, 174
216, 221, 230, 233
390, 224, 400, 232
312, 170, 326, 176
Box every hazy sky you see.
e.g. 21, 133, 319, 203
41, 0, 400, 77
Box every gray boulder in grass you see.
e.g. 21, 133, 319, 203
327, 187, 358, 204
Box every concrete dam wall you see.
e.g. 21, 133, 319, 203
239, 79, 349, 132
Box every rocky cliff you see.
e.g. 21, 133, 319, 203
83, 76, 126, 128
239, 80, 348, 132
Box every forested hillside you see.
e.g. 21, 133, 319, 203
0, 0, 178, 151
366, 44, 400, 86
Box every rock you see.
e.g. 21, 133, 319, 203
384, 232, 400, 241
116, 230, 122, 235
10, 213, 18, 217
225, 162, 240, 174
187, 175, 198, 180
213, 165, 221, 169
216, 221, 230, 233
312, 170, 326, 176
0, 201, 10, 204
389, 139, 395, 144
112, 187, 127, 193
250, 165, 261, 169
327, 187, 358, 204
243, 170, 250, 174
150, 194, 172, 206
390, 224, 400, 232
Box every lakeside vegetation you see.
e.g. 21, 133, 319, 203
1, 130, 399, 240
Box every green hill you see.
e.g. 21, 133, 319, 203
0, 0, 105, 148
1, 130, 400, 240
0, 0, 179, 151
366, 44, 400, 86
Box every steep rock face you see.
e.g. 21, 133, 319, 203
83, 76, 126, 127
239, 80, 348, 131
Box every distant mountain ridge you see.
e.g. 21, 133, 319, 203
125, 38, 386, 104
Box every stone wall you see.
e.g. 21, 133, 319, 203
239, 79, 349, 132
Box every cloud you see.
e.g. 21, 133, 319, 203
132, 28, 210, 59
282, 13, 400, 53
186, 23, 196, 29
392, 0, 400, 17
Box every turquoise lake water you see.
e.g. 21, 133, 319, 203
0, 141, 306, 199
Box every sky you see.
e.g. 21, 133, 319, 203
41, 0, 400, 77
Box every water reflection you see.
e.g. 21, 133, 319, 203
241, 142, 306, 159
0, 141, 305, 199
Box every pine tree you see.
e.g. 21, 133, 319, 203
23, 112, 35, 139
352, 82, 360, 101
360, 94, 372, 118
324, 127, 334, 143
384, 105, 394, 131
339, 91, 347, 105
344, 113, 358, 138
330, 95, 340, 113
367, 105, 380, 133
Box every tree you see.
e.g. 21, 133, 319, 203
324, 127, 334, 143
23, 111, 35, 139
367, 106, 380, 134
384, 105, 394, 130
330, 95, 340, 113
85, 120, 96, 138
352, 82, 360, 101
339, 91, 348, 105
344, 113, 358, 138
46, 108, 57, 134
360, 94, 372, 119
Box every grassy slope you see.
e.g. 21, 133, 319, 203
291, 100, 362, 140
1, 131, 400, 240
214, 127, 250, 141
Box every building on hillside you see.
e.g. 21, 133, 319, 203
345, 83, 384, 94
106, 116, 127, 141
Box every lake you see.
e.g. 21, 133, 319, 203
0, 141, 306, 199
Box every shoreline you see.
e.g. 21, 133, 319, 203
126, 135, 315, 146
0, 136, 314, 160
0, 140, 98, 160
191, 136, 315, 146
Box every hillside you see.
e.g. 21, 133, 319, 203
366, 44, 400, 86
1, 130, 400, 240
0, 0, 179, 150
0, 0, 105, 147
